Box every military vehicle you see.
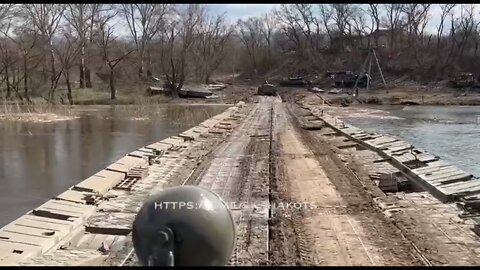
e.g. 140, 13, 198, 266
257, 82, 277, 96
278, 76, 308, 87
449, 72, 475, 88
328, 71, 368, 88
132, 185, 236, 266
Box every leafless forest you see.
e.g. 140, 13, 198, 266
0, 4, 478, 104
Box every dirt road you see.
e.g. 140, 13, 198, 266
193, 96, 277, 265
184, 94, 425, 266
268, 101, 423, 266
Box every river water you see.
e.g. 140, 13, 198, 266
339, 105, 480, 178
0, 104, 229, 227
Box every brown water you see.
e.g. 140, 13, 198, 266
0, 104, 229, 227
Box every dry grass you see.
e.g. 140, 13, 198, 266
0, 98, 78, 122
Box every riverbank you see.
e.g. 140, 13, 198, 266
0, 103, 78, 123
320, 86, 480, 106
68, 84, 255, 105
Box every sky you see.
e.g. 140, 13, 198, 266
208, 4, 282, 24
207, 3, 472, 34
109, 4, 477, 39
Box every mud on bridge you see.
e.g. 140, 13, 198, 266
187, 95, 426, 266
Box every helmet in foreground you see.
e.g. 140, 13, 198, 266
132, 185, 236, 266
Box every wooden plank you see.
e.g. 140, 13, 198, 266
56, 190, 99, 205
380, 141, 409, 149
440, 184, 480, 196
0, 231, 56, 253
435, 177, 478, 188
385, 144, 412, 153
106, 156, 147, 174
19, 249, 107, 266
179, 129, 202, 141
375, 139, 399, 147
336, 142, 358, 149
127, 150, 150, 158
390, 149, 410, 156
412, 161, 453, 173
366, 136, 397, 144
33, 200, 96, 224
416, 153, 439, 162
0, 215, 75, 247
394, 153, 416, 163
0, 242, 42, 266
144, 142, 172, 152
85, 212, 136, 235
75, 170, 125, 195
418, 166, 464, 178
429, 172, 472, 186
137, 147, 155, 154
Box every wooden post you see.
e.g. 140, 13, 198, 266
372, 49, 388, 91
367, 52, 372, 91
353, 50, 371, 96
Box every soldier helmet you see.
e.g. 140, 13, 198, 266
132, 185, 236, 266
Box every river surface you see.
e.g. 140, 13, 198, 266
340, 105, 480, 178
0, 104, 229, 227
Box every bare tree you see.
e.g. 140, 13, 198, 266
454, 5, 477, 58
383, 4, 404, 53
319, 4, 334, 46
436, 4, 456, 49
330, 4, 355, 37
193, 11, 233, 83
64, 4, 103, 88
0, 4, 14, 99
161, 4, 203, 97
365, 4, 380, 47
21, 4, 66, 102
260, 12, 277, 61
95, 11, 134, 100
237, 17, 264, 73
0, 26, 16, 99
431, 4, 456, 74
54, 29, 81, 105
120, 4, 169, 78
3, 26, 40, 103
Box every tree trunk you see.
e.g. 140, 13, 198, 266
49, 48, 56, 102
164, 79, 178, 98
79, 45, 86, 88
146, 45, 152, 77
5, 66, 11, 99
79, 66, 84, 88
139, 43, 145, 78
85, 67, 92, 88
23, 54, 31, 104
42, 54, 48, 89
138, 57, 144, 77
12, 68, 23, 101
205, 73, 211, 84
109, 69, 116, 100
66, 70, 73, 105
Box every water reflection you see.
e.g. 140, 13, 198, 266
0, 104, 228, 227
